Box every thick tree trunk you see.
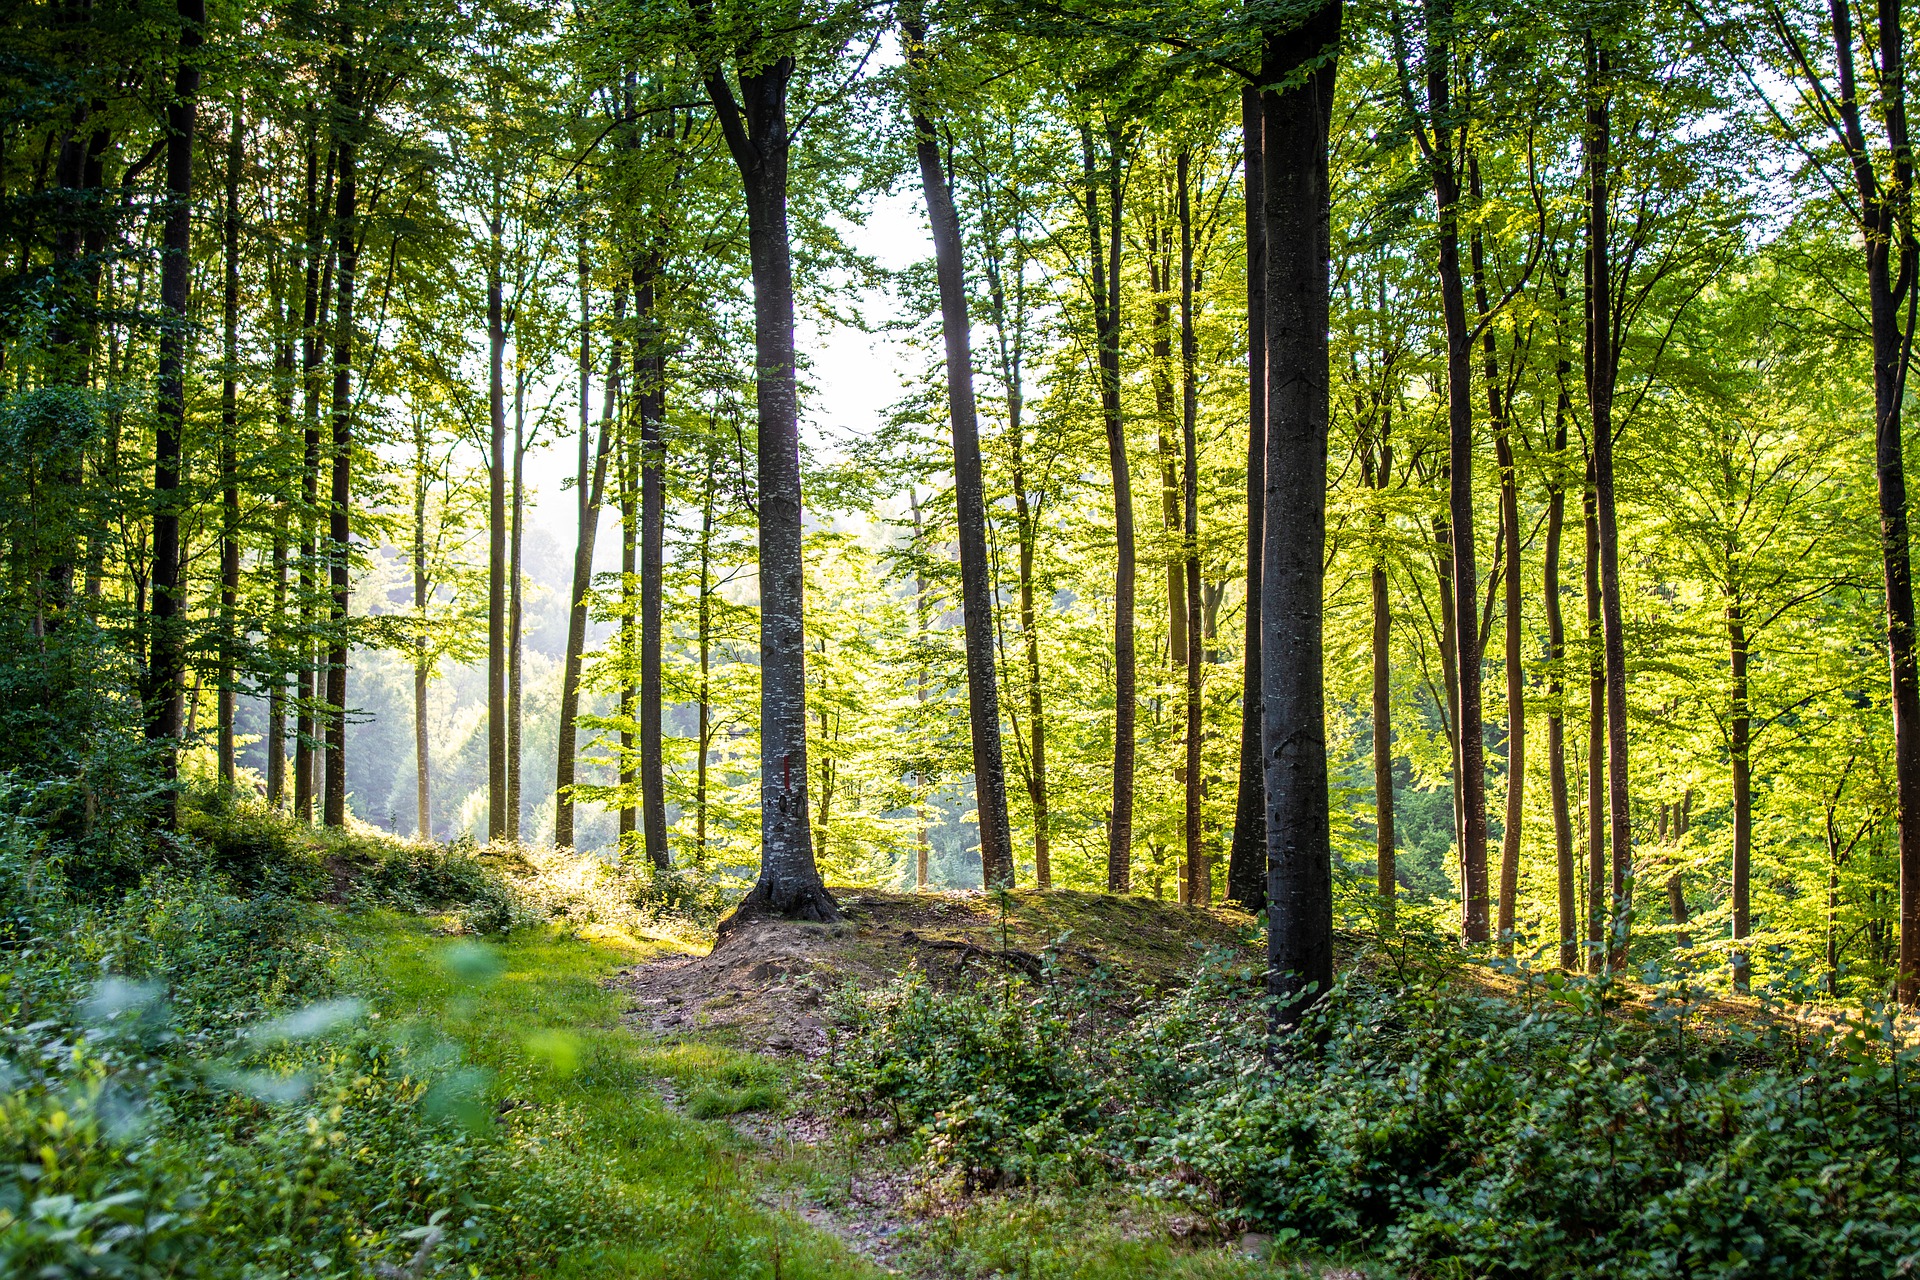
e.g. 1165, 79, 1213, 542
147, 0, 204, 826
1730, 604, 1752, 990
1177, 150, 1207, 906
217, 100, 241, 784
704, 57, 839, 924
1546, 402, 1575, 969
637, 257, 670, 871
905, 23, 1015, 886
1230, 88, 1268, 913
323, 86, 356, 831
1260, 5, 1340, 1025
487, 212, 507, 843
1586, 33, 1632, 968
1080, 120, 1135, 893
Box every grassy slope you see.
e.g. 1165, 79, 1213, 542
351, 911, 1381, 1280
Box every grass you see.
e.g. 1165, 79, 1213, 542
344, 912, 878, 1280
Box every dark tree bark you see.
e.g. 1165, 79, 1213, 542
1079, 119, 1135, 894
1730, 602, 1752, 990
1260, 3, 1340, 1025
637, 256, 670, 871
1178, 150, 1206, 906
323, 66, 358, 831
1365, 397, 1395, 923
294, 138, 333, 825
148, 0, 204, 827
1229, 87, 1268, 912
507, 367, 525, 840
217, 99, 242, 784
267, 264, 293, 809
1545, 394, 1576, 969
1585, 32, 1631, 968
904, 15, 1015, 887
703, 54, 839, 924
1584, 458, 1606, 972
486, 203, 507, 842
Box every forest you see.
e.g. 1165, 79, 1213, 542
8, 0, 1920, 1274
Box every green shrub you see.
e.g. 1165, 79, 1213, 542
825, 971, 1102, 1187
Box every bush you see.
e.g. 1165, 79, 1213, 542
825, 971, 1103, 1187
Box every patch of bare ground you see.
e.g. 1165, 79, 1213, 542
609, 886, 1259, 1057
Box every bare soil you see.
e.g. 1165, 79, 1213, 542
610, 887, 1258, 1057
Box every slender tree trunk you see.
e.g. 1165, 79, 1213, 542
905, 17, 1015, 886
507, 370, 525, 841
1080, 119, 1134, 893
1584, 459, 1606, 972
1260, 6, 1340, 1024
1669, 789, 1692, 950
413, 419, 430, 839
323, 76, 357, 831
704, 56, 839, 923
1229, 87, 1268, 912
217, 99, 242, 784
1546, 398, 1575, 969
555, 245, 593, 849
147, 0, 204, 827
1178, 150, 1206, 906
637, 256, 670, 871
1586, 32, 1632, 968
1730, 602, 1752, 991
486, 207, 507, 843
1369, 420, 1395, 923
295, 141, 332, 826
696, 453, 715, 866
619, 379, 638, 848
267, 256, 293, 809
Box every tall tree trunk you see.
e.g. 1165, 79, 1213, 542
295, 141, 333, 826
555, 246, 594, 849
637, 256, 671, 871
704, 55, 839, 923
267, 267, 293, 809
1546, 396, 1575, 969
1469, 187, 1524, 955
696, 453, 715, 866
1080, 119, 1135, 893
1730, 601, 1752, 991
1821, 0, 1920, 1003
217, 99, 242, 784
1420, 6, 1490, 944
147, 0, 204, 827
1368, 412, 1395, 923
486, 205, 507, 842
1178, 150, 1206, 906
1260, 5, 1340, 1025
508, 369, 525, 841
1229, 87, 1268, 912
1150, 212, 1187, 674
1670, 789, 1692, 950
904, 16, 1015, 887
413, 417, 430, 838
619, 380, 638, 848
1585, 32, 1632, 968
323, 72, 357, 831
1584, 459, 1606, 972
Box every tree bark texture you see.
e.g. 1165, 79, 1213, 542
1229, 93, 1269, 913
323, 71, 357, 832
217, 99, 241, 784
638, 256, 671, 871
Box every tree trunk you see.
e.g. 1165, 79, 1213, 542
217, 98, 242, 784
905, 18, 1015, 887
1080, 119, 1135, 894
1546, 397, 1575, 969
1178, 150, 1207, 907
486, 205, 507, 843
619, 377, 637, 848
323, 75, 357, 832
1584, 459, 1606, 972
295, 141, 332, 826
1230, 87, 1268, 913
704, 56, 840, 924
637, 256, 671, 871
1730, 602, 1752, 990
1260, 6, 1340, 1024
507, 368, 525, 841
267, 253, 293, 809
1422, 8, 1490, 944
555, 246, 594, 850
1586, 32, 1632, 968
696, 453, 715, 866
1368, 413, 1395, 923
147, 0, 204, 827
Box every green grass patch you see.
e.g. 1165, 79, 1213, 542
347, 913, 875, 1279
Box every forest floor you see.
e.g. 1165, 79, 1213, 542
354, 893, 1387, 1279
